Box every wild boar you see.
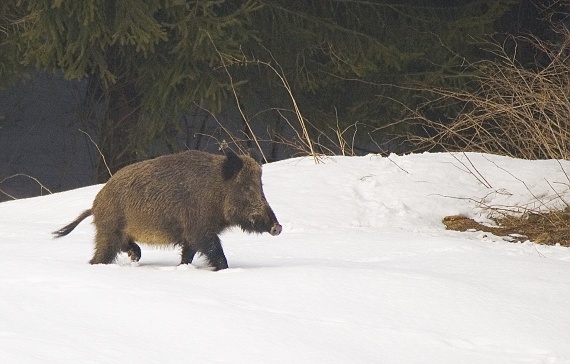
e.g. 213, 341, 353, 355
53, 150, 281, 270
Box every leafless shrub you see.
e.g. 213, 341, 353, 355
412, 6, 570, 160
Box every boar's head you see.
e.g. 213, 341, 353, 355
222, 151, 282, 236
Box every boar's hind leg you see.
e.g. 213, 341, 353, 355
90, 228, 125, 264
121, 240, 141, 262
200, 235, 228, 271
180, 244, 196, 265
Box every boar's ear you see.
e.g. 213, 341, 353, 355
222, 150, 244, 180
248, 148, 263, 165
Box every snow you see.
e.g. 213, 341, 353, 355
1, 152, 570, 363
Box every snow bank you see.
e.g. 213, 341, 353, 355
1, 152, 569, 363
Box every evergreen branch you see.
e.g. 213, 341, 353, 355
258, 1, 399, 55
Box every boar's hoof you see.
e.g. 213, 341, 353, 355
270, 223, 282, 236
127, 249, 141, 262
123, 241, 142, 262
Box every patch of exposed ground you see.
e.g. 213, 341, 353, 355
443, 209, 570, 247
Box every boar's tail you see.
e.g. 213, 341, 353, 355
52, 209, 93, 238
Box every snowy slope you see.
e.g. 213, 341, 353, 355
1, 152, 570, 363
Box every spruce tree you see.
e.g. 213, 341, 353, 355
6, 0, 261, 180
1, 0, 517, 175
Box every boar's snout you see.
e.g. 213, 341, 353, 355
243, 204, 281, 236
270, 223, 282, 236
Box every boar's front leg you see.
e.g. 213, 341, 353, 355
200, 235, 228, 271
121, 240, 141, 262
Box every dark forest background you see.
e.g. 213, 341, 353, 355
0, 0, 567, 201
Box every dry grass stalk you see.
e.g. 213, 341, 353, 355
204, 31, 324, 163
79, 129, 112, 178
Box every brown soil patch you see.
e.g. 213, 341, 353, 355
443, 209, 570, 247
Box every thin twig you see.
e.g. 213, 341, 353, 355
79, 129, 112, 178
0, 174, 52, 195
448, 152, 492, 188
0, 187, 17, 200
483, 154, 550, 212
